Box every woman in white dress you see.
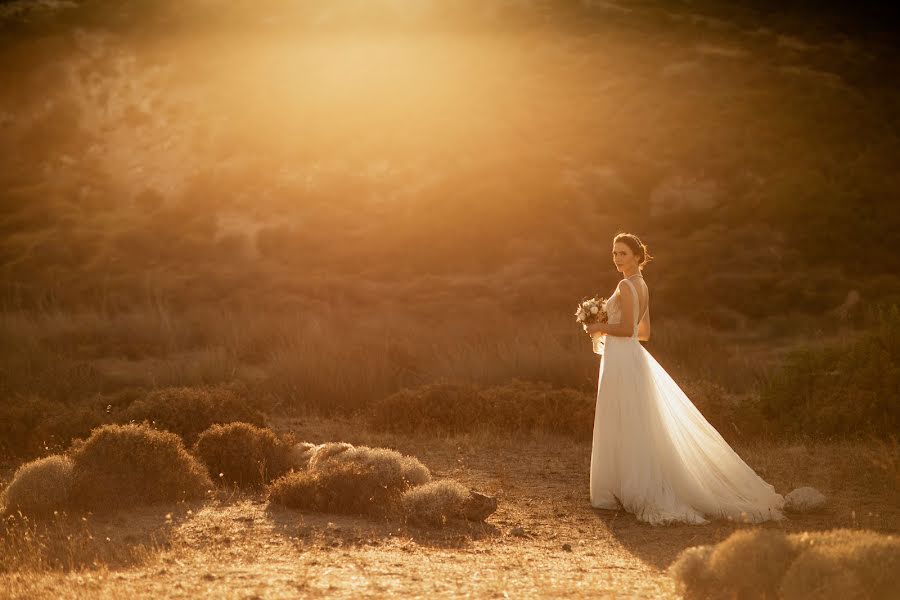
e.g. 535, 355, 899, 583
582, 233, 785, 525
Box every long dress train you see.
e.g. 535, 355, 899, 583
589, 278, 785, 525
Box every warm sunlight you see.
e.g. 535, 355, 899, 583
1, 1, 898, 598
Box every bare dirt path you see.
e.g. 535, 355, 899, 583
3, 418, 897, 599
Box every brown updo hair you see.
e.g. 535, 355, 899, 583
613, 232, 653, 269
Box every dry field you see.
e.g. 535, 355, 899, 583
2, 417, 896, 599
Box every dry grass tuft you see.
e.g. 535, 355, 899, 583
121, 383, 265, 444
192, 422, 293, 489
70, 424, 213, 511
670, 528, 900, 600
1, 455, 73, 517
268, 443, 431, 517
402, 479, 469, 527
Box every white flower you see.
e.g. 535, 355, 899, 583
590, 306, 599, 314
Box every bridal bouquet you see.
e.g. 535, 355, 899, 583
575, 295, 608, 355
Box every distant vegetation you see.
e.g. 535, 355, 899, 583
0, 0, 897, 457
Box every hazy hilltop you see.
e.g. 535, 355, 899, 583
1, 0, 898, 325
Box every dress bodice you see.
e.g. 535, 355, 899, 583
606, 278, 644, 338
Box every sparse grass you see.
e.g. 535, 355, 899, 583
0, 507, 176, 574
69, 424, 212, 511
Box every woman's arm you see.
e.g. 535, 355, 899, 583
583, 281, 636, 338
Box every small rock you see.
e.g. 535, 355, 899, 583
562, 543, 573, 552
785, 486, 827, 513
510, 526, 527, 537
201, 573, 216, 581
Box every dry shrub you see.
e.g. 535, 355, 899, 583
193, 422, 293, 489
121, 383, 265, 444
70, 424, 212, 511
1, 455, 73, 516
307, 442, 355, 470
311, 445, 432, 488
288, 442, 316, 470
706, 529, 796, 599
369, 380, 593, 438
670, 528, 900, 600
779, 530, 900, 600
268, 461, 402, 516
668, 545, 716, 598
761, 305, 900, 439
402, 479, 469, 527
268, 444, 431, 516
267, 469, 320, 510
0, 394, 111, 458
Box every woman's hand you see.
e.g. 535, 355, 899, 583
583, 322, 605, 336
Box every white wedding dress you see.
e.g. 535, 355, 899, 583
590, 276, 786, 525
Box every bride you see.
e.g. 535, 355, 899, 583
582, 232, 785, 525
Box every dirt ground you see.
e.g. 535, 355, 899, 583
2, 417, 898, 599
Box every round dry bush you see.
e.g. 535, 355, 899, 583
671, 529, 797, 600
307, 442, 355, 470
268, 445, 431, 516
669, 545, 716, 600
779, 530, 900, 600
1, 455, 73, 516
671, 528, 900, 600
193, 422, 293, 489
402, 479, 469, 527
70, 424, 213, 511
311, 445, 431, 488
268, 470, 320, 511
269, 460, 401, 516
706, 529, 797, 599
121, 383, 265, 444
779, 547, 864, 600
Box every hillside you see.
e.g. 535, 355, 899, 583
1, 0, 898, 321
